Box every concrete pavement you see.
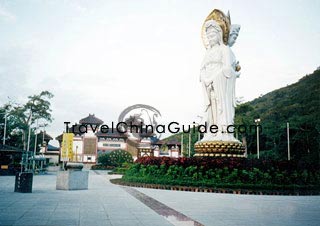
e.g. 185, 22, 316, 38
0, 170, 319, 226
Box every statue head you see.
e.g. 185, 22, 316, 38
201, 9, 231, 47
205, 20, 223, 48
228, 24, 240, 47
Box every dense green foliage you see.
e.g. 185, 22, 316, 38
235, 70, 320, 162
122, 157, 320, 189
164, 70, 320, 162
97, 153, 112, 166
97, 150, 133, 167
0, 91, 54, 151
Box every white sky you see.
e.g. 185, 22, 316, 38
0, 0, 319, 146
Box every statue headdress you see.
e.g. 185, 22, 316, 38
201, 9, 231, 47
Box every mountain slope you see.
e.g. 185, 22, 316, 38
164, 69, 320, 161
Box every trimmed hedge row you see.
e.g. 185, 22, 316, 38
122, 157, 320, 189
135, 156, 319, 173
111, 178, 320, 195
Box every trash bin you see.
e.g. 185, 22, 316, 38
14, 172, 33, 193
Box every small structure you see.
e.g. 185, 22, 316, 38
137, 129, 155, 157
45, 144, 60, 163
151, 138, 182, 158
0, 144, 23, 175
166, 139, 181, 158
56, 162, 88, 190
39, 131, 60, 165
137, 139, 153, 157
14, 172, 33, 193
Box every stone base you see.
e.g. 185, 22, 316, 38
194, 140, 246, 157
56, 171, 89, 190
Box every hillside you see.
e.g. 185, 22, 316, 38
238, 69, 320, 161
164, 69, 320, 162
250, 69, 320, 128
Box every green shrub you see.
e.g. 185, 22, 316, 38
97, 153, 111, 166
109, 150, 133, 167
98, 150, 133, 167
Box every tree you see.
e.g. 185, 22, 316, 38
1, 91, 54, 150
234, 103, 255, 156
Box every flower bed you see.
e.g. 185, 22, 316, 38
120, 157, 320, 194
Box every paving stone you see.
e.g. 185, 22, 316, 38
1, 171, 319, 226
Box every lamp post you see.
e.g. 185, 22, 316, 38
181, 134, 184, 157
188, 132, 191, 157
25, 111, 32, 171
2, 97, 13, 146
196, 115, 203, 141
254, 118, 261, 159
1, 111, 7, 145
32, 120, 39, 172
287, 122, 290, 160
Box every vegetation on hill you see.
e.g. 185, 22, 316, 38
165, 69, 320, 163
236, 69, 320, 162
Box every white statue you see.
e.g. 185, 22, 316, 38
200, 18, 241, 142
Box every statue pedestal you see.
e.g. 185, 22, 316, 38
56, 163, 88, 190
194, 140, 245, 157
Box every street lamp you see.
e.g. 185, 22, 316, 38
188, 132, 191, 157
0, 111, 7, 145
287, 122, 290, 160
254, 118, 261, 159
32, 120, 41, 172
196, 115, 203, 141
2, 97, 13, 146
180, 134, 183, 157
25, 110, 33, 171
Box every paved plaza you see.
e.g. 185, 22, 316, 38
0, 171, 319, 226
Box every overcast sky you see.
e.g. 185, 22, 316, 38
0, 0, 319, 145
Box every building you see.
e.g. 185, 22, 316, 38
38, 131, 60, 165
96, 130, 128, 155
153, 138, 182, 157
0, 144, 23, 175
56, 114, 129, 164
56, 114, 182, 165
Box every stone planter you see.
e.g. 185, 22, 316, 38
56, 163, 88, 190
